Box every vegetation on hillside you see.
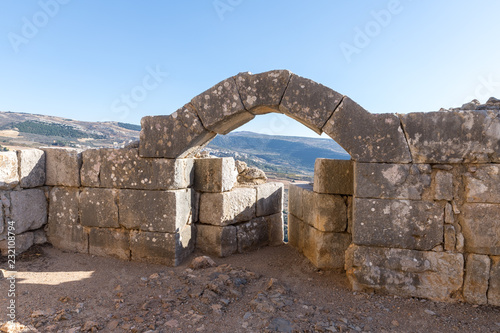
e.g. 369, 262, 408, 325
117, 122, 141, 131
10, 121, 106, 139
207, 132, 349, 175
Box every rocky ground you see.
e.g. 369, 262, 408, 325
0, 244, 499, 333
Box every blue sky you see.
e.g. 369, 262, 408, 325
1, 1, 499, 138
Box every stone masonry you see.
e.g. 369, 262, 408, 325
0, 149, 48, 255
1, 147, 283, 267
195, 157, 284, 257
288, 159, 352, 270
1, 70, 499, 307
47, 147, 197, 266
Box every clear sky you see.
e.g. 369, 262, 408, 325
1, 0, 499, 138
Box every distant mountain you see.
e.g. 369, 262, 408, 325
205, 131, 349, 178
0, 111, 350, 179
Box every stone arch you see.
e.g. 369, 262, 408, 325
138, 70, 412, 164
134, 71, 500, 304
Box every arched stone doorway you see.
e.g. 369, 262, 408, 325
138, 69, 411, 164
137, 69, 414, 271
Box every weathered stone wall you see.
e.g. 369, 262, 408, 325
0, 147, 283, 267
344, 102, 500, 306
0, 149, 48, 255
288, 159, 352, 270
194, 157, 284, 257
44, 147, 197, 266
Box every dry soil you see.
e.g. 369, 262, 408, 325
0, 244, 499, 332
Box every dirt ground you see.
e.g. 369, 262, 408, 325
0, 244, 499, 333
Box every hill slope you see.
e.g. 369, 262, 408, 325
0, 111, 140, 148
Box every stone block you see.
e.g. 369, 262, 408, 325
192, 190, 200, 223
463, 254, 490, 304
10, 189, 47, 234
46, 223, 88, 253
199, 187, 256, 226
287, 214, 302, 249
345, 245, 464, 302
288, 184, 312, 220
353, 199, 444, 251
465, 165, 500, 203
433, 171, 453, 201
18, 149, 45, 188
0, 190, 9, 209
313, 159, 353, 195
48, 187, 79, 226
461, 203, 500, 255
301, 225, 351, 270
444, 225, 456, 252
298, 217, 309, 253
139, 104, 216, 158
0, 231, 34, 256
196, 224, 237, 257
266, 213, 284, 246
323, 97, 411, 163
95, 148, 194, 190
119, 189, 192, 233
456, 232, 465, 252
400, 110, 500, 163
256, 182, 283, 217
280, 74, 343, 134
0, 152, 19, 189
80, 149, 102, 187
303, 189, 347, 232
354, 163, 431, 200
347, 196, 353, 234
43, 148, 82, 187
89, 228, 130, 260
445, 203, 455, 224
236, 217, 269, 253
194, 157, 237, 193
234, 70, 291, 114
191, 77, 255, 134
33, 229, 47, 244
80, 188, 119, 228
488, 256, 500, 306
130, 224, 195, 266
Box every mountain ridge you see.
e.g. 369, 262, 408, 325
0, 111, 349, 178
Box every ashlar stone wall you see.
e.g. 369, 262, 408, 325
0, 149, 48, 255
345, 107, 500, 306
194, 157, 284, 257
41, 147, 197, 266
0, 146, 283, 267
288, 159, 352, 270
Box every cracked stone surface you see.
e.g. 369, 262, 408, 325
323, 97, 412, 163
191, 77, 254, 135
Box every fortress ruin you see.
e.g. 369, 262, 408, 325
1, 70, 499, 307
